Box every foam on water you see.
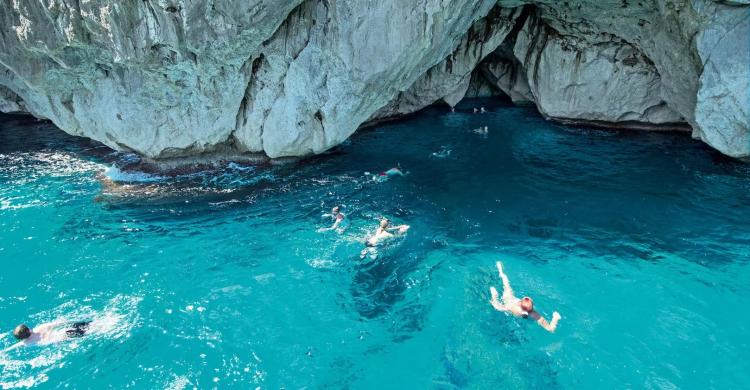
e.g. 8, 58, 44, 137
104, 166, 165, 183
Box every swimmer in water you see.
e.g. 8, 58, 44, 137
319, 206, 347, 232
489, 262, 561, 333
432, 147, 452, 158
360, 218, 410, 258
368, 166, 405, 183
472, 126, 488, 135
2, 319, 93, 352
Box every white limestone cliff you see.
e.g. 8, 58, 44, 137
0, 0, 748, 160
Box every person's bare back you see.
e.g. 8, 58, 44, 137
489, 262, 562, 333
360, 218, 410, 258
3, 320, 92, 353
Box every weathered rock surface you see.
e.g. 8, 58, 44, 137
475, 42, 534, 104
694, 2, 750, 157
512, 11, 686, 126
0, 85, 28, 113
370, 7, 522, 120
0, 0, 748, 160
232, 0, 505, 157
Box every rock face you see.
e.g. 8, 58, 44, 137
0, 0, 748, 160
0, 85, 27, 113
513, 10, 686, 126
694, 2, 750, 157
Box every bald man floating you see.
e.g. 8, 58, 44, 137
489, 262, 561, 333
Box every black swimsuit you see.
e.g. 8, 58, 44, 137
65, 321, 91, 338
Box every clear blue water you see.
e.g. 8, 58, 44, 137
1, 100, 749, 389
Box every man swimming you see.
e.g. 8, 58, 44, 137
489, 262, 561, 333
360, 218, 410, 258
319, 206, 347, 232
369, 167, 405, 183
3, 319, 92, 352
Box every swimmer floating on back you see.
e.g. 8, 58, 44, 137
318, 206, 347, 232
489, 262, 561, 333
2, 319, 93, 352
360, 218, 410, 259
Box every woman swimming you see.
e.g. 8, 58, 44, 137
360, 218, 410, 259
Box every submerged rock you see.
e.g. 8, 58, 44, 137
0, 0, 748, 160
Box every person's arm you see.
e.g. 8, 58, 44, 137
386, 224, 409, 233
529, 311, 561, 333
375, 228, 394, 237
317, 216, 341, 232
1, 341, 25, 353
496, 262, 514, 298
489, 287, 510, 313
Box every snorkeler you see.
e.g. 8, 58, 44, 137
367, 166, 405, 183
2, 320, 93, 352
319, 206, 347, 232
360, 218, 410, 258
489, 262, 561, 333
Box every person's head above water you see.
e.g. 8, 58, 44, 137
332, 206, 340, 214
13, 324, 31, 340
520, 297, 534, 313
379, 218, 390, 228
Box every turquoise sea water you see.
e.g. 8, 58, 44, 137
1, 100, 749, 389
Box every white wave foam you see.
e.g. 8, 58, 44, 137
307, 258, 338, 269
227, 162, 254, 172
0, 198, 43, 211
104, 166, 165, 183
0, 373, 49, 389
164, 375, 192, 390
0, 152, 105, 183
